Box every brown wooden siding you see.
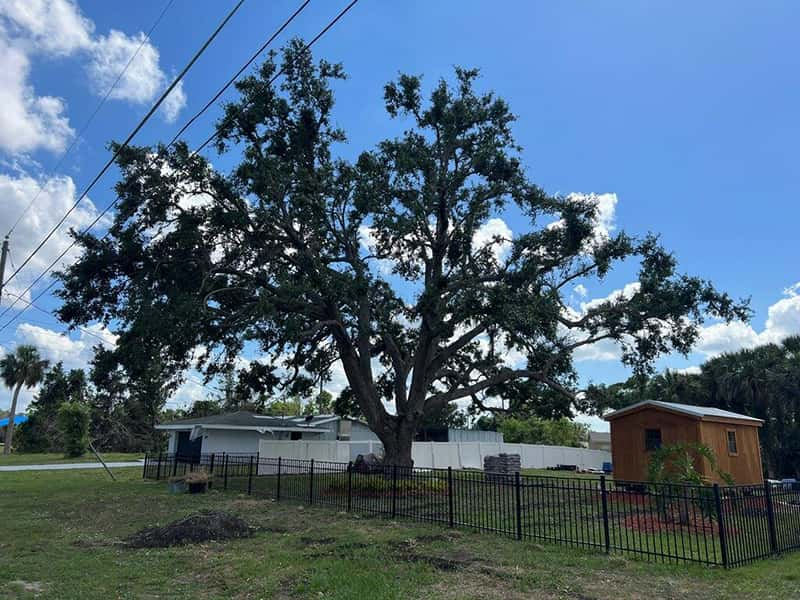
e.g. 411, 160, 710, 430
697, 421, 763, 485
608, 406, 763, 484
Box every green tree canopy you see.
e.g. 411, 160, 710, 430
1, 345, 48, 454
15, 363, 86, 453
56, 41, 747, 465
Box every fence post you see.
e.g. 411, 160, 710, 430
156, 452, 162, 481
142, 454, 148, 479
172, 453, 178, 477
209, 453, 215, 477
447, 467, 454, 528
247, 455, 254, 495
514, 471, 522, 541
309, 459, 315, 505
600, 475, 611, 553
713, 483, 730, 568
764, 481, 779, 554
391, 464, 398, 519
347, 461, 353, 512
223, 454, 229, 491
276, 457, 282, 501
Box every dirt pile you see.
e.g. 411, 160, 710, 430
125, 511, 253, 548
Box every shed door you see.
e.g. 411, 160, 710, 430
176, 431, 202, 463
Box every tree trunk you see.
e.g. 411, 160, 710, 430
378, 418, 417, 468
3, 382, 22, 455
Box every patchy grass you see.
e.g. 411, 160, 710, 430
0, 452, 143, 466
2, 469, 799, 599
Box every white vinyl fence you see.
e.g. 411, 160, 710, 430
258, 439, 611, 472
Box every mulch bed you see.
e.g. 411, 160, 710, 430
124, 511, 253, 548
621, 511, 721, 535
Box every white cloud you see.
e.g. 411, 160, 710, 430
88, 30, 163, 103
0, 0, 93, 56
472, 218, 512, 263
0, 0, 185, 154
14, 322, 114, 370
0, 39, 74, 153
580, 281, 640, 314
676, 366, 701, 375
0, 172, 107, 299
161, 80, 186, 123
693, 286, 800, 357
573, 284, 588, 297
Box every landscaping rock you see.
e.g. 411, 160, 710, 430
124, 510, 252, 548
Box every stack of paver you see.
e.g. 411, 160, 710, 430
483, 453, 521, 483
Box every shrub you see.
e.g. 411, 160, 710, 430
56, 402, 90, 458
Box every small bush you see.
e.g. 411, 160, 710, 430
56, 402, 90, 458
325, 475, 446, 496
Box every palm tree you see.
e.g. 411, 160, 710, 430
1, 345, 49, 455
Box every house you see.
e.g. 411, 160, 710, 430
604, 400, 764, 485
587, 431, 611, 452
156, 412, 379, 460
415, 426, 503, 443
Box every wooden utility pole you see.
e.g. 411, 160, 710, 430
0, 236, 9, 307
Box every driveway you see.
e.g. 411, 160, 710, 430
0, 461, 143, 472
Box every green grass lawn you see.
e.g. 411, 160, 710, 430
0, 452, 144, 466
2, 469, 800, 599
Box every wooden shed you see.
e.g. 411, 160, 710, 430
604, 400, 764, 485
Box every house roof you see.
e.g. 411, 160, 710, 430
154, 411, 338, 433
603, 400, 764, 425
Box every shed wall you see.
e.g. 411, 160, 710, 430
609, 409, 701, 481
698, 421, 763, 484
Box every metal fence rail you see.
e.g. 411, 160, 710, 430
142, 452, 800, 568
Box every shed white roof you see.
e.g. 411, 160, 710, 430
603, 400, 763, 424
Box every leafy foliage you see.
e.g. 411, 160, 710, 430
56, 401, 91, 458
647, 442, 734, 486
482, 415, 588, 447
15, 363, 86, 453
646, 442, 733, 523
56, 41, 747, 464
0, 345, 48, 454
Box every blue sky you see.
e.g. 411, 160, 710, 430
0, 1, 798, 429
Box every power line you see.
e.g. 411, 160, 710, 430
2, 0, 247, 289
0, 0, 312, 325
0, 0, 356, 330
1, 290, 214, 392
5, 0, 176, 238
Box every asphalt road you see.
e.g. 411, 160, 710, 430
0, 461, 143, 472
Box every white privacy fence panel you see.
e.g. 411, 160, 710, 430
259, 439, 611, 471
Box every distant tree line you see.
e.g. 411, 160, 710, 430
587, 336, 800, 478
475, 414, 589, 447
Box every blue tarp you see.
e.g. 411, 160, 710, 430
0, 415, 28, 427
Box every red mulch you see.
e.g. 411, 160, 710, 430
621, 509, 722, 535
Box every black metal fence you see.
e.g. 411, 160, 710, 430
142, 452, 800, 568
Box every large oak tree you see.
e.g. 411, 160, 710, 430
57, 42, 748, 465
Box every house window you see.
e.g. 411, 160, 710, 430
727, 430, 738, 455
290, 431, 302, 441
645, 428, 662, 451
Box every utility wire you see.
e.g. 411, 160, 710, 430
0, 0, 357, 330
5, 0, 176, 238
0, 0, 312, 325
2, 290, 215, 391
2, 0, 247, 289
